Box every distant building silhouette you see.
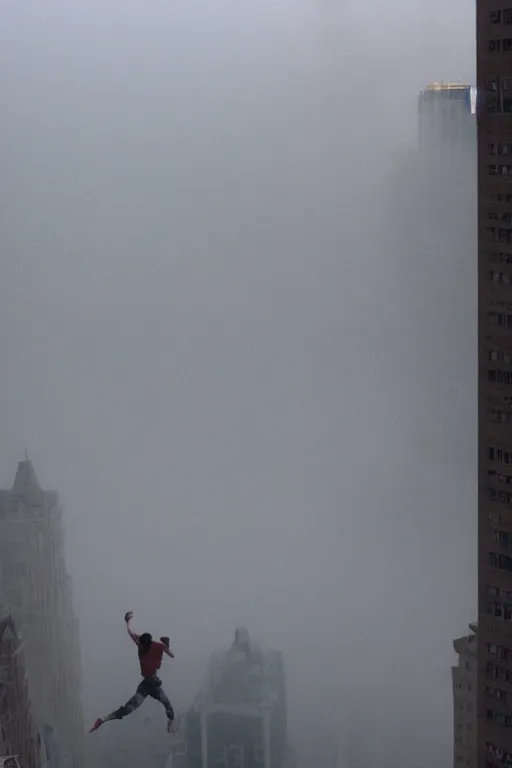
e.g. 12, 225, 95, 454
0, 614, 39, 768
168, 628, 293, 768
0, 461, 85, 768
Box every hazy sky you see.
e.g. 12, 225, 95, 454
1, 1, 476, 766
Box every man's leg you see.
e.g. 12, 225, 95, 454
89, 681, 149, 732
148, 678, 175, 726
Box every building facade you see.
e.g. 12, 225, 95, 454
0, 615, 40, 768
169, 628, 293, 768
477, 4, 512, 768
453, 625, 477, 768
0, 461, 85, 768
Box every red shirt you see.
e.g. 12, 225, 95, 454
137, 639, 166, 678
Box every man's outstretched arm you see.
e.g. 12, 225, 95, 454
160, 636, 175, 658
125, 611, 140, 646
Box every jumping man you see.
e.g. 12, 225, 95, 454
88, 611, 176, 734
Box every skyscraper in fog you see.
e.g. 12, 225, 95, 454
477, 5, 512, 768
170, 628, 292, 768
418, 82, 477, 159
0, 461, 85, 767
452, 624, 477, 768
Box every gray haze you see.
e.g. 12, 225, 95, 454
1, 0, 476, 765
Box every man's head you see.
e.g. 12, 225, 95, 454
138, 632, 153, 655
160, 636, 170, 648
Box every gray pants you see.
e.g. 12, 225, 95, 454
110, 676, 174, 721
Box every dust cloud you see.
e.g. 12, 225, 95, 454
1, 0, 476, 766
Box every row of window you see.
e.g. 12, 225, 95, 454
487, 227, 512, 242
488, 602, 512, 621
489, 39, 512, 53
489, 369, 512, 385
489, 469, 512, 486
489, 351, 512, 365
489, 551, 512, 571
487, 742, 512, 765
489, 410, 512, 424
490, 487, 512, 504
490, 143, 512, 157
489, 212, 512, 224
488, 584, 512, 600
488, 661, 512, 683
491, 271, 512, 284
489, 446, 512, 463
488, 312, 512, 327
489, 642, 512, 660
489, 165, 512, 178
487, 709, 512, 728
487, 252, 512, 266
490, 9, 512, 24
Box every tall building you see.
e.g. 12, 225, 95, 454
0, 614, 40, 768
453, 624, 477, 768
0, 461, 85, 768
418, 82, 477, 159
477, 4, 512, 768
169, 628, 293, 768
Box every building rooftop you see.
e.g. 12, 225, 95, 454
423, 82, 470, 91
12, 460, 41, 495
196, 628, 283, 712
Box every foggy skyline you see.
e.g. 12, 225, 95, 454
2, 1, 477, 766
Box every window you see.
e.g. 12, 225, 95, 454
491, 10, 502, 23
490, 143, 498, 155
486, 685, 508, 702
490, 551, 512, 571
490, 271, 512, 284
494, 529, 511, 547
505, 9, 512, 24
505, 39, 512, 51
490, 40, 502, 52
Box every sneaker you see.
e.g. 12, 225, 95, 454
88, 718, 103, 733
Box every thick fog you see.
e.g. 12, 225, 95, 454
1, 1, 476, 766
